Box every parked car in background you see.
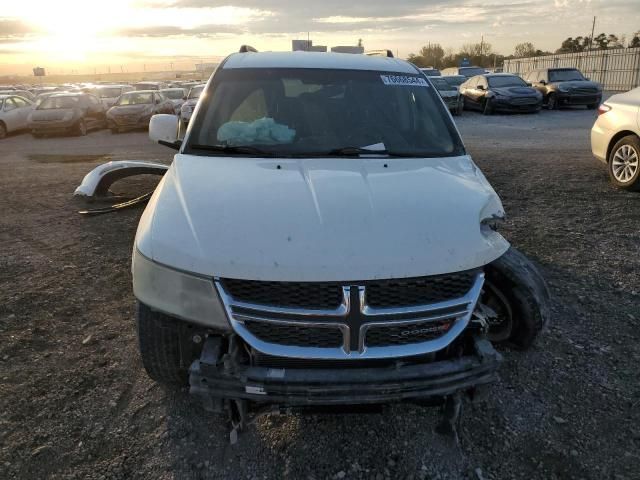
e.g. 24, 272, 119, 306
428, 76, 463, 115
442, 75, 466, 89
34, 91, 65, 108
28, 93, 106, 137
106, 90, 174, 133
134, 81, 168, 91
0, 94, 34, 138
180, 84, 205, 124
0, 89, 36, 102
159, 88, 187, 114
420, 67, 441, 76
93, 85, 134, 109
524, 68, 602, 110
591, 87, 640, 190
460, 73, 542, 114
442, 66, 487, 78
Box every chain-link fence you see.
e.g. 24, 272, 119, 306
503, 47, 640, 91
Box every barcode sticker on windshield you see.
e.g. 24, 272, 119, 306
380, 75, 429, 87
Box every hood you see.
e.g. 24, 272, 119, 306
551, 80, 601, 91
29, 108, 77, 122
492, 86, 540, 97
136, 154, 509, 281
108, 104, 152, 116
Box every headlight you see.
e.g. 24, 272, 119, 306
132, 249, 231, 330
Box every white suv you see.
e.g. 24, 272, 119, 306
135, 49, 550, 430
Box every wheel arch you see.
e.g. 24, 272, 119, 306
606, 130, 639, 163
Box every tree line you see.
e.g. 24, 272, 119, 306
407, 31, 640, 68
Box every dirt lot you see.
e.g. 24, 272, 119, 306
1, 107, 639, 480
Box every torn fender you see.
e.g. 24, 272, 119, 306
73, 160, 169, 198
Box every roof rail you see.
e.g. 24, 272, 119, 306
365, 50, 394, 58
239, 45, 258, 53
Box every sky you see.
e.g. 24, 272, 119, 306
0, 0, 638, 76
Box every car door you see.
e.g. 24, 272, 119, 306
2, 97, 23, 132
460, 77, 475, 107
11, 96, 33, 129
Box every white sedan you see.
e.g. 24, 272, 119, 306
591, 87, 640, 190
0, 95, 34, 139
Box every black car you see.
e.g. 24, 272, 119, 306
523, 68, 602, 110
428, 77, 463, 115
459, 73, 543, 115
28, 93, 106, 137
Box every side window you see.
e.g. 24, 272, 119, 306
230, 89, 267, 122
4, 98, 17, 111
12, 96, 28, 107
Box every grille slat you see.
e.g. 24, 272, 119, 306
243, 320, 343, 348
221, 279, 343, 309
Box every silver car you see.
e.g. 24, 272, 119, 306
591, 88, 640, 190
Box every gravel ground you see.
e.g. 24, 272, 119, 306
1, 104, 639, 480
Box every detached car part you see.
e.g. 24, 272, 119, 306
74, 160, 168, 198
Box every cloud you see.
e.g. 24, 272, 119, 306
118, 24, 243, 37
0, 18, 41, 40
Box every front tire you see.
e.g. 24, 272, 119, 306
481, 248, 551, 350
547, 93, 557, 110
0, 122, 7, 139
137, 302, 188, 385
608, 135, 640, 191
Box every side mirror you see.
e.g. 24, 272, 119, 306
526, 82, 532, 87
182, 96, 187, 101
539, 80, 547, 85
149, 114, 180, 149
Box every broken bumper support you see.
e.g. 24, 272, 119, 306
189, 336, 502, 407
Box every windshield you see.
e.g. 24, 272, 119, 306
188, 85, 205, 99
186, 68, 463, 157
488, 76, 527, 88
38, 96, 80, 109
429, 77, 455, 91
549, 69, 585, 82
459, 67, 486, 77
96, 87, 122, 98
116, 92, 153, 105
162, 89, 185, 99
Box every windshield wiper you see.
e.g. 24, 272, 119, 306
189, 144, 277, 156
305, 146, 419, 157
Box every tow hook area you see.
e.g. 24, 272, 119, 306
189, 335, 502, 444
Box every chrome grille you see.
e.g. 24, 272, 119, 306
216, 271, 484, 360
572, 87, 597, 94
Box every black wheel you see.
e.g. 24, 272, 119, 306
0, 122, 6, 139
137, 302, 188, 385
456, 101, 464, 116
76, 119, 87, 136
482, 98, 494, 115
547, 93, 557, 110
608, 135, 640, 191
481, 247, 551, 350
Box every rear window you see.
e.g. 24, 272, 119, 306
186, 68, 464, 158
459, 67, 486, 77
116, 92, 153, 105
38, 96, 80, 109
162, 89, 185, 100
